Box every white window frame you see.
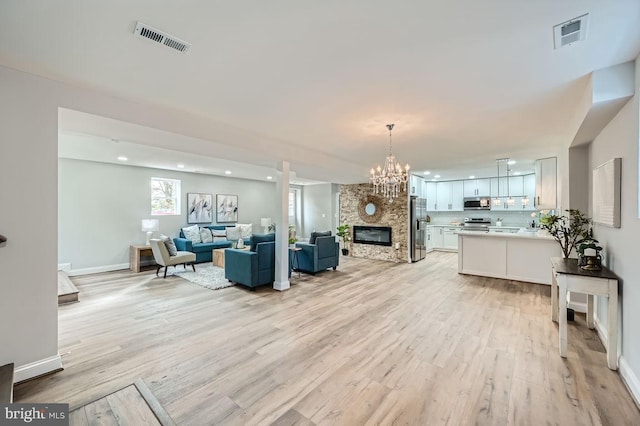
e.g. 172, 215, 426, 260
151, 177, 181, 216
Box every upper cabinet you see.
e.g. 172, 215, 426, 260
463, 178, 491, 197
425, 182, 438, 211
435, 181, 464, 211
409, 174, 422, 197
535, 157, 557, 209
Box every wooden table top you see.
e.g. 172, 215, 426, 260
550, 257, 618, 280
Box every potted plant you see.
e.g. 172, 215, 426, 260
288, 225, 297, 249
539, 209, 592, 258
336, 224, 351, 255
576, 231, 603, 270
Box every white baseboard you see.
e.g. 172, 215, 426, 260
57, 263, 71, 272
620, 357, 640, 408
568, 301, 587, 313
594, 314, 608, 347
14, 354, 63, 383
67, 263, 129, 276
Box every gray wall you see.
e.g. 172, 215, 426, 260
589, 56, 639, 391
301, 183, 334, 237
59, 158, 278, 272
569, 145, 591, 213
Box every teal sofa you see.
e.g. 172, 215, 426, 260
174, 225, 250, 263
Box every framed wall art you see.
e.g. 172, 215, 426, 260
187, 193, 213, 224
216, 194, 238, 223
592, 157, 621, 228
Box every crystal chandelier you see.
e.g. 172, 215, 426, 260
370, 124, 410, 202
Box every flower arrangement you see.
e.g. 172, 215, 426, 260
288, 225, 297, 245
539, 209, 592, 258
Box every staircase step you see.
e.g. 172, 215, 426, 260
0, 363, 14, 403
58, 271, 79, 305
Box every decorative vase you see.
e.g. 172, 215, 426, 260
341, 248, 349, 256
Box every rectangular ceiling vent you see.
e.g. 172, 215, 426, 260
553, 14, 589, 49
133, 22, 191, 53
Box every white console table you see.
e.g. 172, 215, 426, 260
551, 257, 619, 370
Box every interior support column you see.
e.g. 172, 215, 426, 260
274, 161, 291, 291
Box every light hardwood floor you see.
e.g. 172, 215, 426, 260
15, 252, 640, 425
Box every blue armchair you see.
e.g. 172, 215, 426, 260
296, 235, 339, 274
225, 234, 278, 290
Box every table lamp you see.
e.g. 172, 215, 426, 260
141, 219, 159, 245
261, 217, 272, 233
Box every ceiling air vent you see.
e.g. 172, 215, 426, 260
553, 14, 589, 49
133, 22, 191, 53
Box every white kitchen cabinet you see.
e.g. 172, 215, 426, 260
490, 177, 508, 198
425, 182, 438, 211
535, 157, 557, 209
507, 176, 524, 196
443, 227, 459, 250
436, 182, 451, 211
451, 181, 464, 211
436, 181, 464, 211
410, 175, 419, 196
431, 226, 444, 248
464, 178, 492, 197
426, 228, 434, 251
524, 174, 536, 201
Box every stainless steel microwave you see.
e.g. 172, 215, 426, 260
464, 197, 491, 210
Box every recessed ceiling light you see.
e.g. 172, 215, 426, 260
423, 171, 431, 175
431, 178, 437, 182
117, 156, 128, 161
224, 170, 232, 175
469, 175, 475, 179
514, 171, 521, 175
434, 174, 441, 178
508, 160, 516, 165
266, 176, 273, 180
177, 164, 185, 169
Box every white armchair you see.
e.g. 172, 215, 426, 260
150, 239, 196, 278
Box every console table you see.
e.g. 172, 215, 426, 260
130, 244, 154, 272
550, 257, 619, 370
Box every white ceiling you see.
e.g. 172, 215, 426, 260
2, 1, 639, 183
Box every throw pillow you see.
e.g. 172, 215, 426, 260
200, 227, 213, 243
236, 223, 253, 239
310, 231, 332, 244
211, 229, 226, 242
182, 224, 201, 244
160, 234, 178, 256
226, 226, 242, 242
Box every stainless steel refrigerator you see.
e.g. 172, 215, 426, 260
410, 196, 427, 262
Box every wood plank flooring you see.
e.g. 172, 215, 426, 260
58, 271, 79, 304
14, 252, 640, 425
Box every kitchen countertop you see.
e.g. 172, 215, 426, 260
457, 229, 555, 240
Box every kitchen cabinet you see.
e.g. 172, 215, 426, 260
463, 178, 491, 197
524, 173, 535, 202
437, 181, 464, 211
535, 157, 557, 209
426, 228, 434, 251
507, 176, 524, 196
410, 175, 424, 197
431, 226, 444, 248
443, 227, 459, 250
425, 182, 438, 211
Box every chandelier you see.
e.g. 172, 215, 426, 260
370, 124, 410, 202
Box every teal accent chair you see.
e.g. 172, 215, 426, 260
295, 235, 339, 274
225, 233, 277, 290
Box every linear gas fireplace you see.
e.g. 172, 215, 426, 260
353, 225, 392, 246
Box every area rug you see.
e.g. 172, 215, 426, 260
172, 264, 235, 290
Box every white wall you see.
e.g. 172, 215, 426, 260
589, 56, 640, 400
59, 158, 277, 273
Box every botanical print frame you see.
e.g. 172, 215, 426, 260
216, 194, 238, 223
187, 193, 213, 224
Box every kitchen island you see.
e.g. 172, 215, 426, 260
457, 230, 561, 285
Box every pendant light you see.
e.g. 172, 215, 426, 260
521, 177, 529, 207
506, 164, 515, 206
493, 159, 502, 206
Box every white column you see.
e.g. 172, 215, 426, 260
274, 161, 291, 291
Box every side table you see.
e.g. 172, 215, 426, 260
290, 247, 302, 278
130, 244, 154, 272
550, 257, 619, 370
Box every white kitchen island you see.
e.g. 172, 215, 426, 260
458, 230, 561, 285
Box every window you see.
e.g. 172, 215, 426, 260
151, 178, 180, 215
288, 189, 296, 223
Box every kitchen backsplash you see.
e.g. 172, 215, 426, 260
427, 210, 541, 227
